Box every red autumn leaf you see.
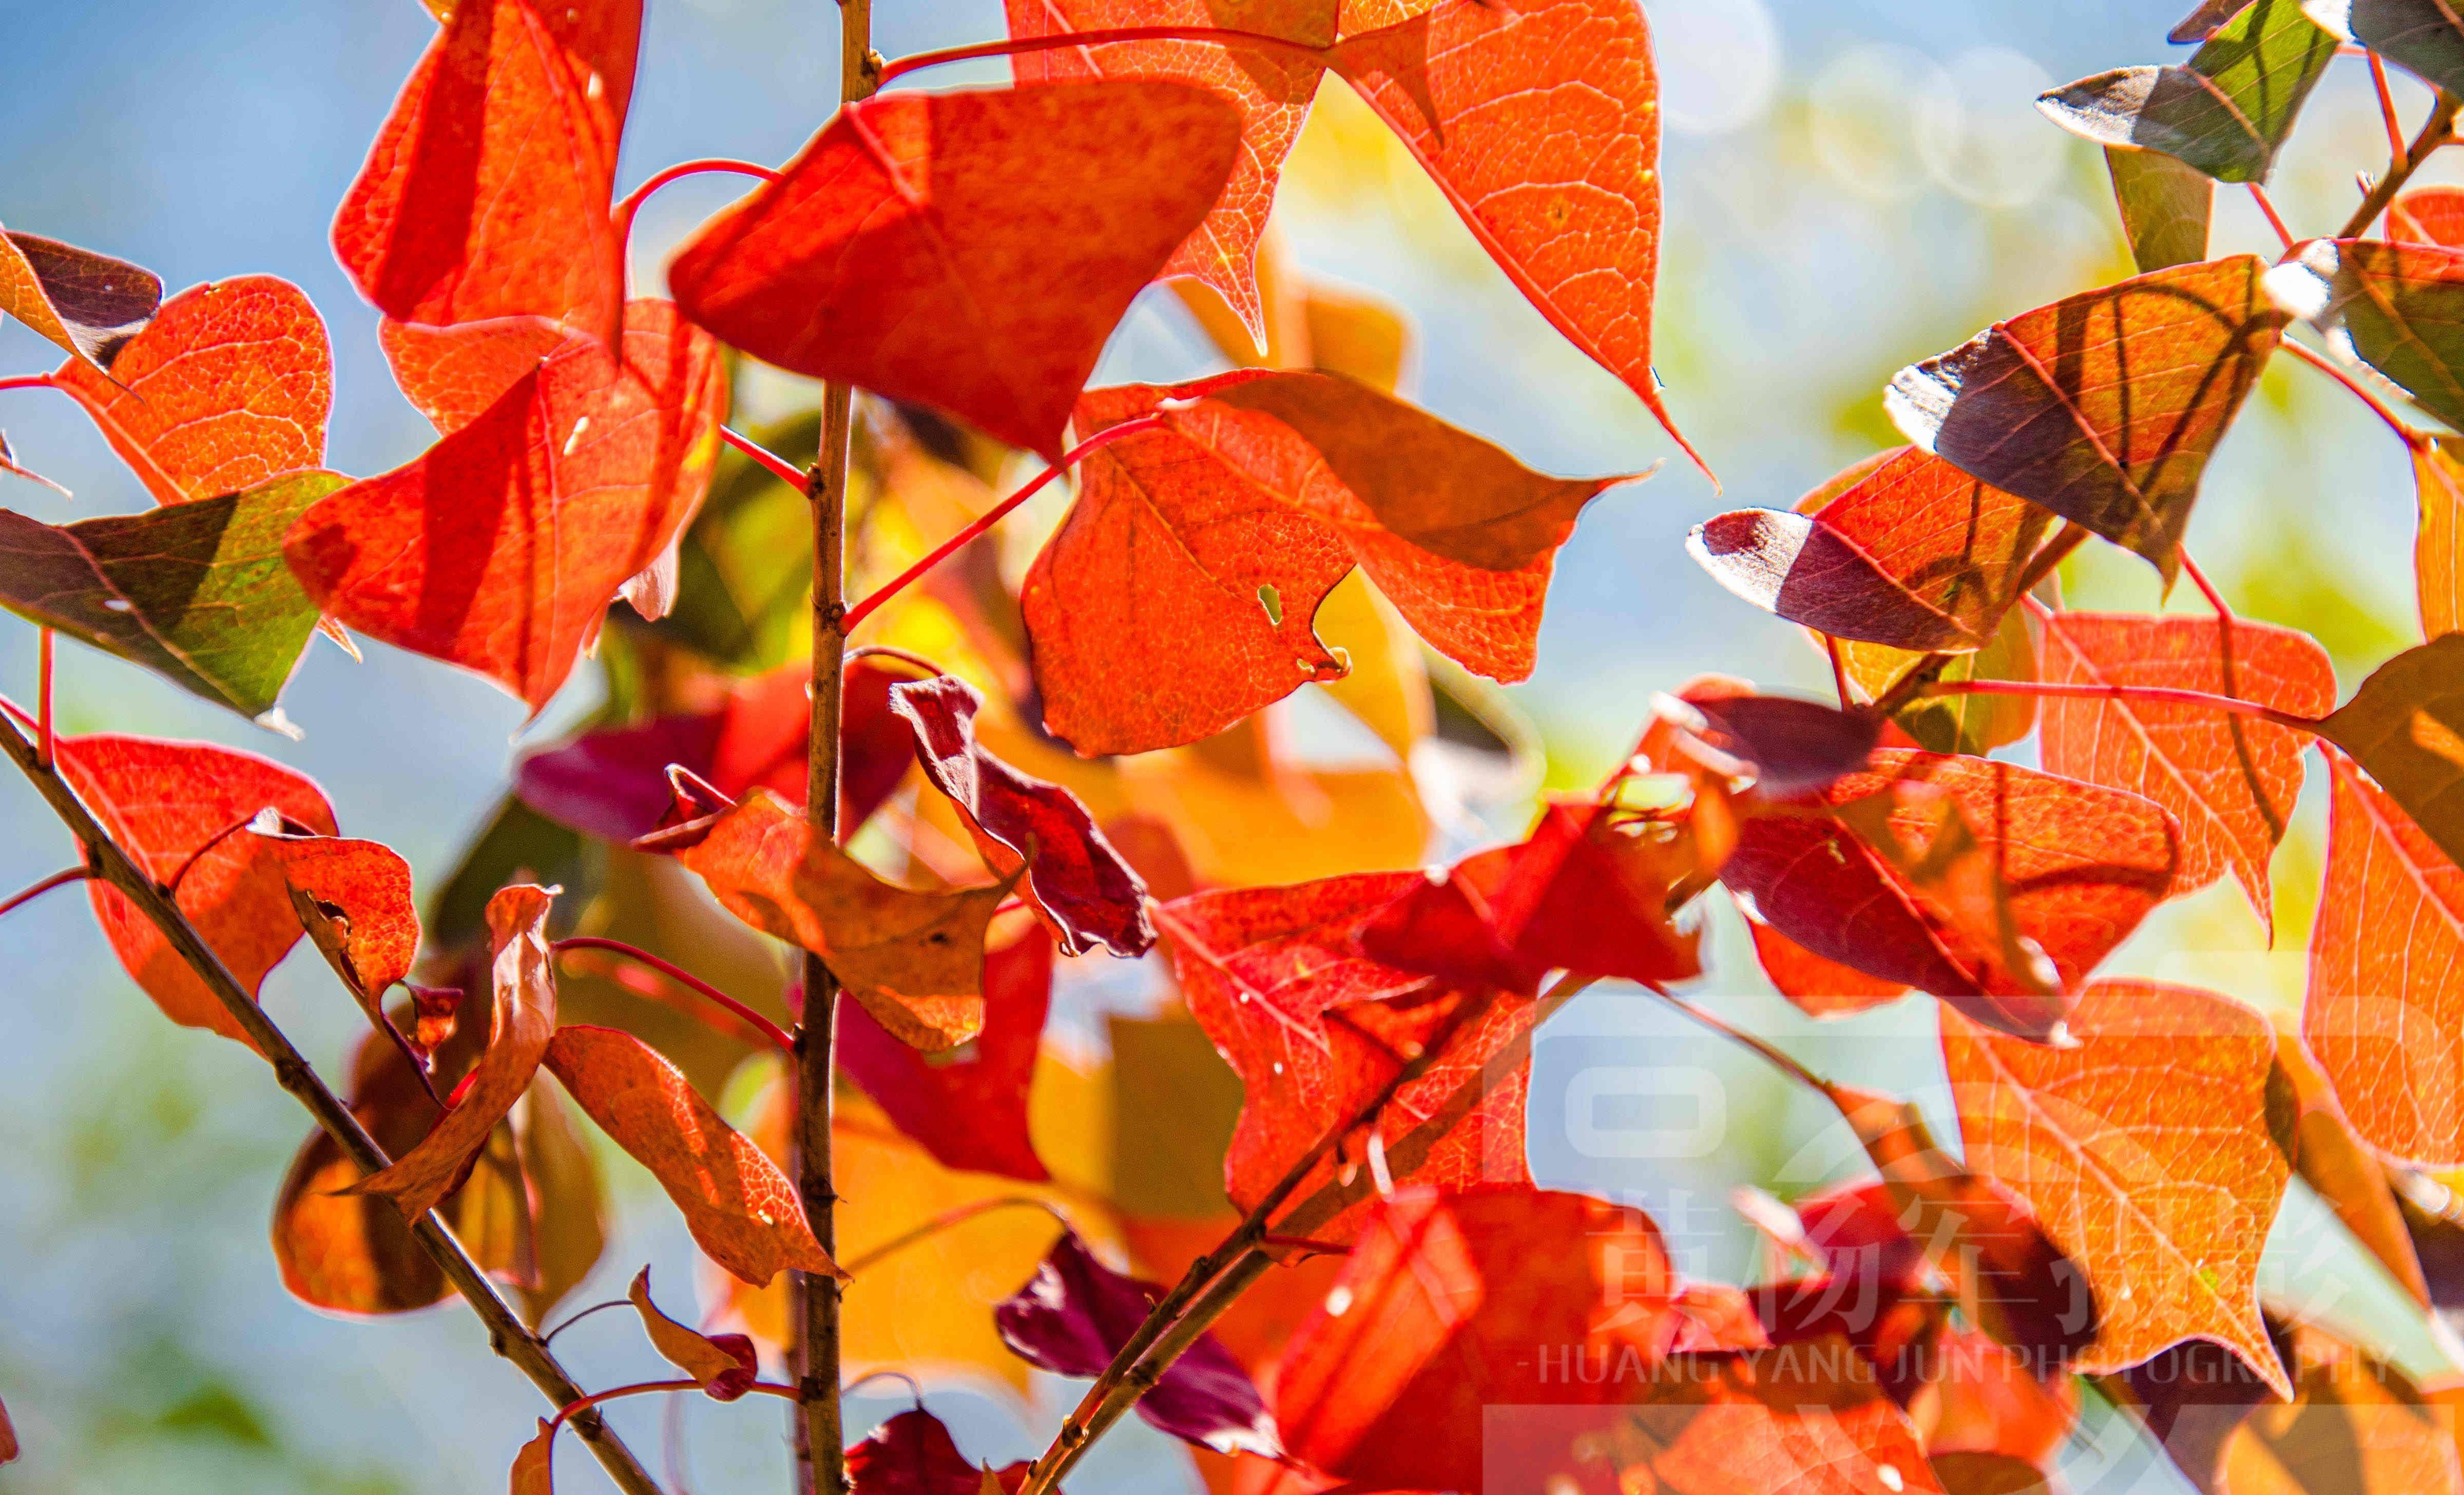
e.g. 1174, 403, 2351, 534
889, 674, 1153, 957
1353, 799, 1702, 993
835, 918, 1054, 1183
510, 1417, 555, 1495
1742, 906, 1910, 1019
543, 1023, 841, 1285
1330, 0, 1702, 472
516, 658, 909, 843
1689, 446, 2053, 654
628, 1267, 757, 1400
844, 1409, 1028, 1495
1002, 0, 1336, 349
53, 733, 337, 1046
2036, 611, 2334, 935
1886, 256, 2286, 581
250, 824, 426, 1056
1267, 1185, 1706, 1494
2314, 632, 2464, 875
2419, 437, 2463, 641
333, 0, 637, 343
659, 789, 1007, 1051
667, 81, 1241, 459
379, 315, 570, 436
283, 299, 725, 713
1026, 369, 1618, 753
2303, 752, 2464, 1165
1157, 874, 1531, 1242
2393, 185, 2464, 247
0, 223, 161, 372
995, 1230, 1280, 1456
1744, 1272, 1936, 1406
49, 276, 332, 507
1720, 749, 2181, 1041
2268, 1011, 2433, 1310
0, 1392, 14, 1465
343, 884, 559, 1220
1673, 691, 1883, 799
1942, 980, 2292, 1396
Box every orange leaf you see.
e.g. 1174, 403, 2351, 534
661, 790, 1005, 1051
379, 315, 569, 436
509, 1416, 556, 1495
543, 1024, 840, 1285
54, 733, 337, 1047
2416, 436, 2463, 641
1330, 0, 1701, 472
253, 827, 420, 1011
2303, 752, 2464, 1165
627, 1267, 757, 1398
2394, 185, 2464, 247
2224, 1324, 2463, 1495
1942, 980, 2291, 1396
1888, 256, 2286, 581
283, 299, 724, 713
1027, 370, 1617, 753
667, 81, 1241, 459
1003, 0, 1337, 351
48, 276, 331, 507
2316, 632, 2464, 875
345, 885, 559, 1220
334, 0, 636, 343
1742, 906, 1910, 1019
2268, 1011, 2432, 1309
2036, 611, 2334, 935
0, 223, 160, 373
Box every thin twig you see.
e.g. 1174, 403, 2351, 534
540, 1297, 632, 1347
552, 937, 794, 1053
2178, 552, 2234, 621
1643, 984, 1832, 1100
1918, 677, 2323, 733
838, 1197, 1072, 1278
0, 866, 85, 921
1824, 634, 1853, 710
2371, 53, 2408, 162
2282, 338, 2427, 447
2341, 89, 2460, 240
2248, 184, 2295, 252
842, 645, 946, 678
0, 710, 664, 1495
720, 426, 812, 490
876, 25, 1330, 88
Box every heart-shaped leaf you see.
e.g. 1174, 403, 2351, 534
2039, 0, 2335, 183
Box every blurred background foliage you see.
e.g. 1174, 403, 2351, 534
0, 1, 2450, 1490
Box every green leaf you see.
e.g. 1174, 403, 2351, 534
2107, 146, 2213, 272
2304, 0, 2464, 95
2268, 239, 2464, 431
631, 411, 816, 673
2039, 0, 2336, 183
0, 470, 343, 721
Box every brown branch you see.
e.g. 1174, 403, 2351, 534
0, 710, 664, 1495
2340, 89, 2460, 240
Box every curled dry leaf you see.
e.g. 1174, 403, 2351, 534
1720, 749, 2181, 1041
1331, 0, 1702, 470
49, 276, 332, 506
284, 300, 724, 713
1888, 255, 2287, 582
334, 0, 637, 343
251, 825, 424, 1052
627, 1267, 756, 1400
660, 789, 1006, 1051
1941, 980, 2292, 1397
344, 885, 559, 1220
836, 918, 1055, 1183
2304, 752, 2464, 1165
889, 674, 1154, 958
1027, 369, 1618, 754
995, 1230, 1280, 1456
2037, 0, 2335, 183
54, 734, 337, 1046
0, 223, 161, 371
1688, 446, 2052, 654
668, 81, 1242, 459
2035, 611, 2335, 936
2315, 632, 2464, 874
0, 470, 344, 721
543, 1023, 840, 1285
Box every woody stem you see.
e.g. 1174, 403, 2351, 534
2340, 88, 2459, 239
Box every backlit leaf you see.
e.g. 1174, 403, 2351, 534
1027, 369, 1616, 754
284, 300, 724, 713
2268, 239, 2464, 433
996, 1230, 1280, 1456
0, 470, 343, 719
632, 411, 814, 672
1888, 256, 2287, 581
1847, 603, 2042, 758
667, 81, 1241, 459
55, 734, 337, 1045
2268, 1011, 2432, 1309
2107, 146, 2213, 272
1720, 750, 2181, 1041
544, 1023, 838, 1285
2417, 436, 2462, 639
1942, 980, 2292, 1395
1330, 0, 1702, 469
627, 1267, 756, 1400
2303, 752, 2464, 1165
334, 0, 636, 342
252, 826, 422, 1043
50, 277, 332, 506
2393, 186, 2464, 247
836, 917, 1054, 1183
344, 884, 558, 1220
2038, 0, 2336, 182
890, 674, 1153, 957
0, 224, 161, 372
2316, 632, 2464, 872
1742, 907, 1910, 1019
661, 789, 1005, 1051
2303, 0, 2464, 95
845, 1409, 1028, 1495
2036, 611, 2334, 934
1688, 446, 2052, 653
378, 315, 569, 436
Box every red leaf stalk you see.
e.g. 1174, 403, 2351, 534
551, 936, 796, 1053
